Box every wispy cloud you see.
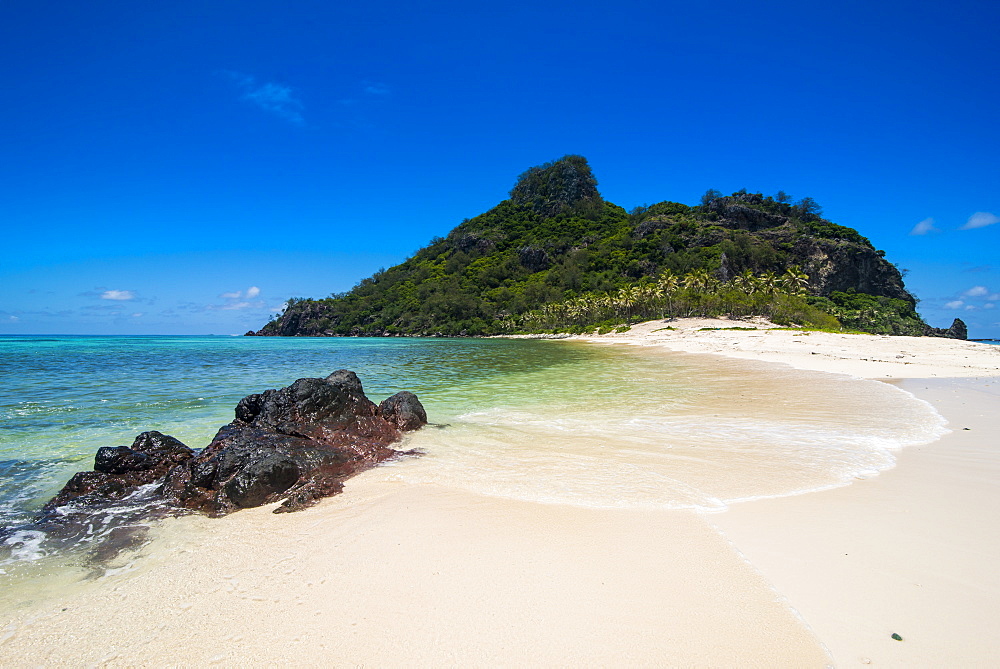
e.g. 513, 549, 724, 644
336, 81, 392, 107
961, 212, 1000, 230
909, 217, 938, 235
210, 286, 265, 311
363, 81, 391, 96
101, 289, 135, 301
944, 285, 1000, 312
218, 286, 260, 301
224, 71, 304, 125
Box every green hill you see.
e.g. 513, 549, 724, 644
251, 156, 944, 338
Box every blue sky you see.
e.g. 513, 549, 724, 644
2, 0, 998, 336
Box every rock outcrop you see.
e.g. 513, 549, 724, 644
44, 431, 194, 511
793, 237, 912, 303
44, 371, 426, 517
509, 154, 602, 218
925, 318, 968, 340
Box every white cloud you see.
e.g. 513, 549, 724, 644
220, 286, 260, 300
985, 303, 996, 309
961, 212, 1000, 230
966, 305, 977, 310
7, 315, 18, 322
210, 285, 266, 311
224, 71, 304, 124
132, 313, 143, 318
101, 290, 135, 301
945, 300, 965, 309
964, 285, 989, 297
909, 217, 938, 235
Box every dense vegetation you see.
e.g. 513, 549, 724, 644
255, 156, 933, 337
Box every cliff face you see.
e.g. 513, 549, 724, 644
797, 238, 909, 300
260, 301, 337, 337
251, 156, 931, 337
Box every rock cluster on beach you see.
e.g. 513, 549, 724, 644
44, 371, 426, 518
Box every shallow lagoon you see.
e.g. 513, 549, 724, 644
0, 335, 945, 571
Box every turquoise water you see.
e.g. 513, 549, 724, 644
0, 335, 947, 570
0, 335, 592, 525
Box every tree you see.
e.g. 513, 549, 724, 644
733, 269, 759, 294
700, 189, 723, 207
775, 190, 791, 204
795, 197, 823, 220
757, 271, 780, 295
781, 266, 810, 296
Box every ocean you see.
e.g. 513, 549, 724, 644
0, 335, 947, 575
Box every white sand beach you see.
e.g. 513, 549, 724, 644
2, 321, 999, 666
579, 319, 1000, 666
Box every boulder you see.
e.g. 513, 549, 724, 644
44, 431, 194, 510
379, 391, 429, 431
44, 371, 426, 518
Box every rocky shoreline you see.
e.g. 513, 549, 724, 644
9, 371, 426, 562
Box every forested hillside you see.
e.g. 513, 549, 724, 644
251, 156, 945, 337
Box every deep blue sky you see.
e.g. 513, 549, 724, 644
2, 0, 998, 336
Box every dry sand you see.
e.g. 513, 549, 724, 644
574, 317, 1000, 379
3, 320, 999, 666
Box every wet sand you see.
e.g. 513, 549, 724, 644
712, 377, 1000, 667
0, 476, 830, 666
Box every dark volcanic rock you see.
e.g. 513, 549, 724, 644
44, 371, 427, 521
925, 318, 968, 340
708, 199, 790, 231
379, 391, 429, 431
45, 431, 195, 510
789, 235, 913, 303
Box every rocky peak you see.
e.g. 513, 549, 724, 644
509, 155, 602, 218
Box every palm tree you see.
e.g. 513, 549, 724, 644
656, 271, 679, 316
616, 287, 634, 319
657, 269, 679, 293
781, 266, 810, 296
683, 268, 716, 292
757, 271, 780, 296
682, 271, 703, 291
733, 269, 759, 295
